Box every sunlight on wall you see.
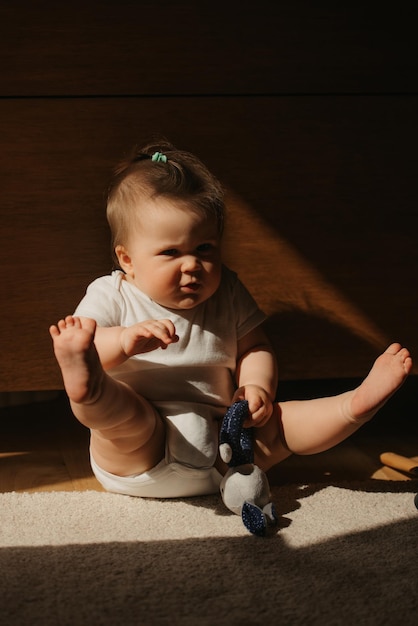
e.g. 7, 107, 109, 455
222, 192, 389, 351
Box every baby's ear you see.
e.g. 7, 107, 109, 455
115, 245, 133, 275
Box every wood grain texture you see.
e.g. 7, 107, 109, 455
0, 1, 416, 96
1, 96, 417, 389
1, 3, 417, 391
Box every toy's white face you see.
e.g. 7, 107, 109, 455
116, 196, 222, 310
220, 465, 271, 517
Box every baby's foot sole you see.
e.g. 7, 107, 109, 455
50, 316, 102, 403
350, 343, 412, 421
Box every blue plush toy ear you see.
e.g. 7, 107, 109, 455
242, 501, 279, 537
219, 400, 254, 467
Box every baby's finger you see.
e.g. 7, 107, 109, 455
251, 412, 272, 428
231, 388, 246, 404
244, 410, 262, 427
159, 319, 179, 342
247, 403, 272, 428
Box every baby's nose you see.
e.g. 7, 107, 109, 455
181, 255, 201, 272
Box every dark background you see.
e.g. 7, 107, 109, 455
0, 1, 417, 391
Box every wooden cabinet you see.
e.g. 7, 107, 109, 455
1, 2, 417, 389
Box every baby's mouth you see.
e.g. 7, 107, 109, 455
181, 282, 200, 292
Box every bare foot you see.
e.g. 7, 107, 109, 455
348, 343, 412, 422
49, 316, 103, 404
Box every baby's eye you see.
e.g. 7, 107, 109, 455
196, 243, 215, 254
159, 248, 178, 257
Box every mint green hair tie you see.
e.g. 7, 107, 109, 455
151, 151, 167, 163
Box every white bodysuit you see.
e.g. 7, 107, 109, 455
75, 266, 266, 497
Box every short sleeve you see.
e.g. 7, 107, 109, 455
225, 268, 267, 339
74, 273, 125, 326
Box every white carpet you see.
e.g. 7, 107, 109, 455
1, 483, 417, 625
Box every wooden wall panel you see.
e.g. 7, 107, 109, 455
0, 2, 416, 96
1, 97, 417, 389
0, 2, 417, 390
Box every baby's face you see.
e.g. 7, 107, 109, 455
116, 196, 222, 310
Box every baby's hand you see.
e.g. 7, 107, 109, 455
232, 384, 273, 427
120, 319, 179, 357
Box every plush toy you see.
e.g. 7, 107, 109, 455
219, 400, 278, 536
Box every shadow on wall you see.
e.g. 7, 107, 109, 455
264, 311, 383, 380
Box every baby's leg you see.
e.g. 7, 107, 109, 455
49, 316, 165, 476
255, 343, 412, 470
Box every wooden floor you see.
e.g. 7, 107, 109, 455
0, 378, 417, 494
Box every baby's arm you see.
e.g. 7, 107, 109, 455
234, 325, 278, 427
78, 317, 179, 370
